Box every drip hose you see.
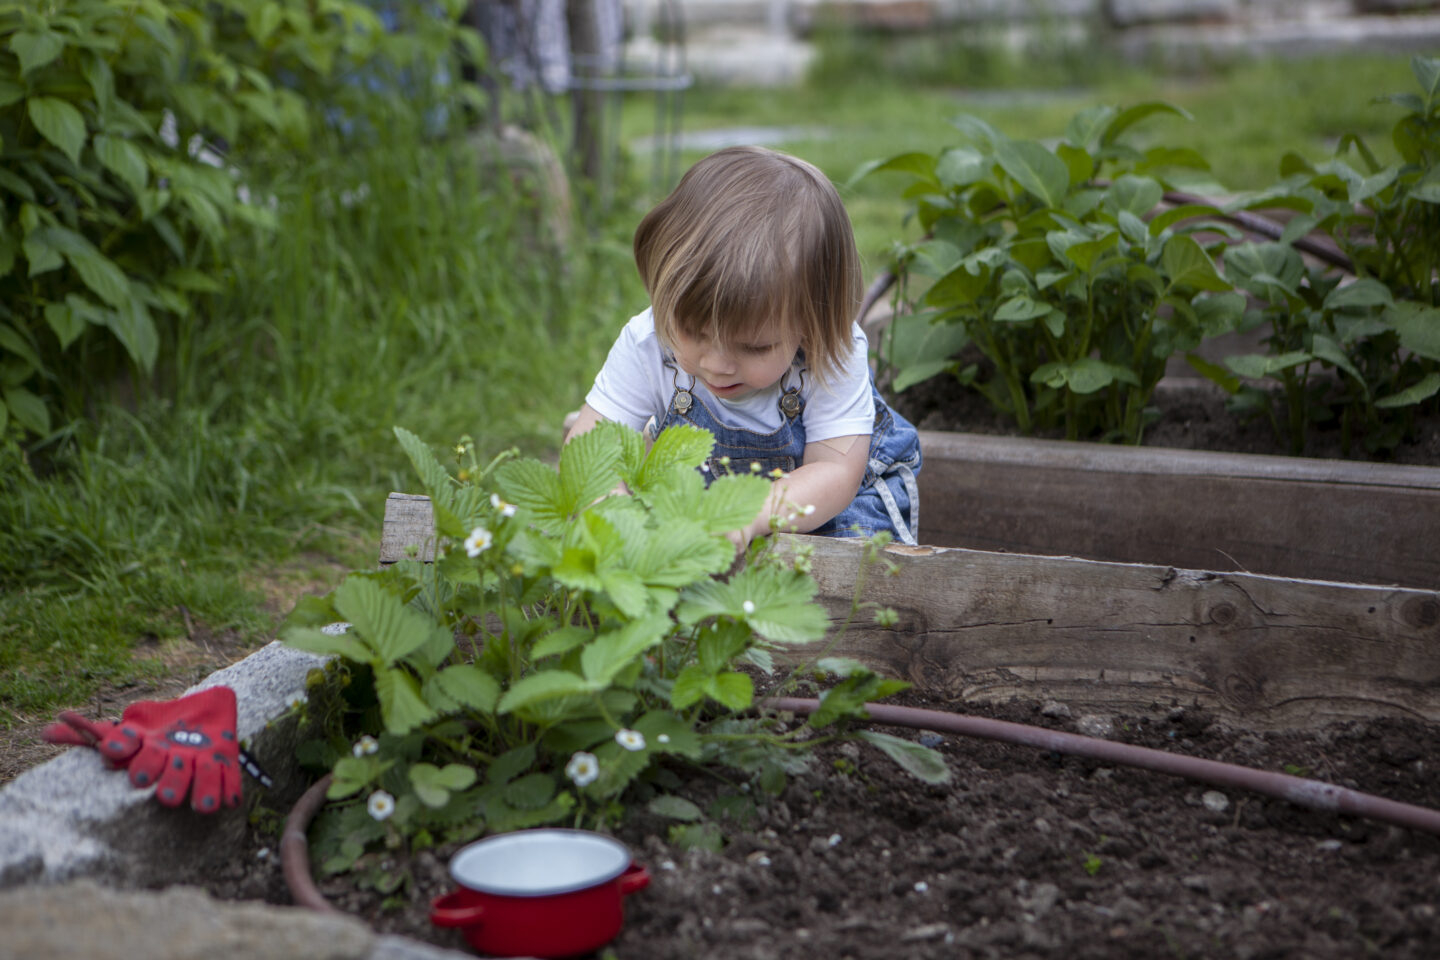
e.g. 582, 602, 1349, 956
282, 773, 341, 914
763, 697, 1440, 837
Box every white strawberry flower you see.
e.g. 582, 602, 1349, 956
367, 790, 395, 821
464, 526, 493, 557
490, 493, 517, 518
352, 735, 379, 757
614, 729, 646, 752
742, 600, 756, 615
566, 751, 599, 787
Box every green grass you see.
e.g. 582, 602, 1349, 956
0, 37, 1420, 726
1, 115, 643, 725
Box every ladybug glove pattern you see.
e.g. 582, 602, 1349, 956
43, 685, 243, 812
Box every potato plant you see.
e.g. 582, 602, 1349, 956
860, 102, 1243, 444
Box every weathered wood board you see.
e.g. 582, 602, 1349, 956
781, 536, 1440, 731
380, 493, 1440, 730
915, 430, 1440, 590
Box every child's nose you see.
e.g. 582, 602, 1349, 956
700, 346, 735, 375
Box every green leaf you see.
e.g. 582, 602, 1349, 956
633, 710, 702, 759
43, 302, 86, 350
496, 458, 564, 529
1324, 279, 1394, 313
1224, 351, 1313, 380
856, 731, 951, 784
1376, 372, 1440, 410
1413, 55, 1440, 109
884, 311, 970, 384
374, 667, 438, 735
0, 324, 41, 370
647, 795, 703, 821
0, 79, 24, 109
848, 151, 937, 189
935, 146, 989, 190
496, 670, 590, 714
532, 625, 593, 660
994, 140, 1069, 209
1064, 104, 1117, 150
28, 97, 86, 166
1162, 235, 1230, 292
1311, 334, 1365, 391
11, 31, 64, 75
710, 671, 754, 711
68, 247, 131, 309
94, 135, 148, 196
279, 624, 370, 661
102, 298, 158, 372
994, 296, 1052, 322
1031, 358, 1139, 394
580, 614, 670, 687
1387, 302, 1440, 362
686, 474, 768, 537
1101, 101, 1191, 146
425, 664, 500, 714
669, 664, 708, 710
410, 763, 477, 808
332, 576, 448, 665
487, 743, 537, 785
1105, 175, 1163, 217
1185, 354, 1240, 394
3, 385, 49, 435
557, 422, 625, 516
503, 772, 557, 809
676, 566, 827, 644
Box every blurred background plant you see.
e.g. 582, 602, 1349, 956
0, 0, 1428, 733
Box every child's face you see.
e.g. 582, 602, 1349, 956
670, 324, 797, 403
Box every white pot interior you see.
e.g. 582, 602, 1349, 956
449, 829, 631, 896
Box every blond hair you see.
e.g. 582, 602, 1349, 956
633, 146, 863, 387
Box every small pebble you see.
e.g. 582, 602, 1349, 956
828, 833, 843, 847
1201, 790, 1230, 814
1040, 700, 1072, 719
1317, 839, 1343, 852
913, 881, 929, 893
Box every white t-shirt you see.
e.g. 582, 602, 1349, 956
585, 308, 875, 442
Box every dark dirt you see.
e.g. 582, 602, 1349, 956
888, 365, 1440, 467
207, 688, 1440, 960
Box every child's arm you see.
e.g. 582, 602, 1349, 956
563, 403, 607, 444
733, 435, 869, 548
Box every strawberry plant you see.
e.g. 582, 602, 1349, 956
859, 102, 1244, 444
282, 422, 946, 878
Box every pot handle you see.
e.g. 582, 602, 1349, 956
619, 861, 650, 895
430, 891, 486, 928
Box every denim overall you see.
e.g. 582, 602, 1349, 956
649, 357, 922, 545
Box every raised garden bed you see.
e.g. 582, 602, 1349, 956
180, 491, 1440, 959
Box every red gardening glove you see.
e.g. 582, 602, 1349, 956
43, 686, 243, 812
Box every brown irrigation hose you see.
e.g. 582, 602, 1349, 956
281, 773, 341, 914
764, 697, 1440, 837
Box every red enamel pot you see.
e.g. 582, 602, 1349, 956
430, 829, 650, 958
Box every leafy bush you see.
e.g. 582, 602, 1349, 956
859, 102, 1243, 443
1187, 56, 1440, 455
0, 0, 481, 439
283, 423, 944, 869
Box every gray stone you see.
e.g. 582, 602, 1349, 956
0, 880, 375, 960
0, 642, 327, 889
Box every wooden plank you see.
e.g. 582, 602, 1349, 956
781, 536, 1440, 731
376, 493, 1440, 730
916, 430, 1440, 589
380, 492, 438, 565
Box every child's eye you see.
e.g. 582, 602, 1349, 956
741, 342, 777, 354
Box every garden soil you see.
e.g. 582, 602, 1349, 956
25, 380, 1440, 958
209, 693, 1440, 960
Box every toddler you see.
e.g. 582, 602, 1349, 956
565, 146, 921, 547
